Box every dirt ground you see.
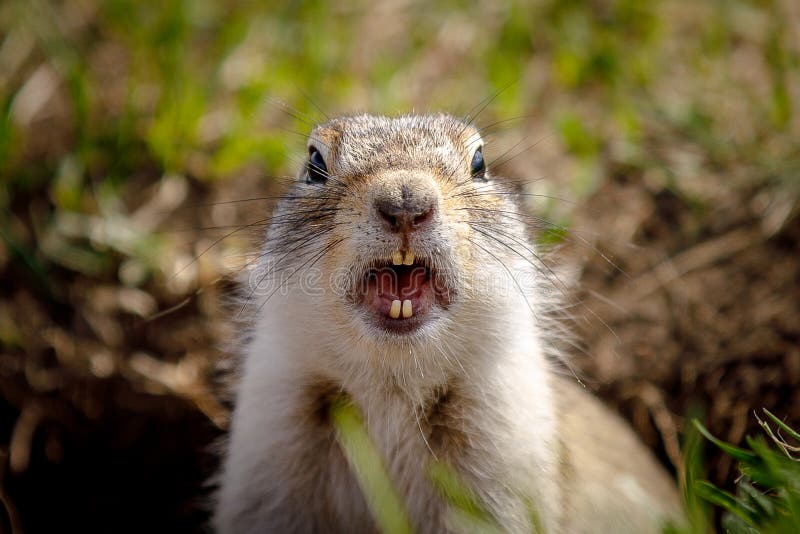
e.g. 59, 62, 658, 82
570, 172, 800, 486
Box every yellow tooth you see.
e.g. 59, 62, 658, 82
402, 299, 413, 318
402, 251, 415, 265
392, 251, 403, 266
389, 299, 401, 319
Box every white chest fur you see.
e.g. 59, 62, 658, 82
214, 281, 563, 533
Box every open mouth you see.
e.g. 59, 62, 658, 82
358, 251, 449, 333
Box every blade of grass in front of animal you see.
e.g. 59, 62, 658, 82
330, 396, 413, 534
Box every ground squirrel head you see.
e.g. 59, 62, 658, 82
257, 113, 539, 360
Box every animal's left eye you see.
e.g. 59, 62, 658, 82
471, 147, 486, 181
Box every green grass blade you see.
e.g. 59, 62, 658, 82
694, 481, 758, 526
762, 409, 800, 442
330, 396, 413, 534
677, 416, 713, 533
738, 480, 775, 518
692, 420, 759, 463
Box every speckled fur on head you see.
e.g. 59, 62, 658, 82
247, 113, 531, 354
308, 114, 484, 179
213, 113, 682, 534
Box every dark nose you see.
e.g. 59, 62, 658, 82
375, 189, 435, 234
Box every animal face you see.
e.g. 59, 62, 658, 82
260, 114, 531, 353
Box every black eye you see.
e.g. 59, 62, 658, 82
306, 147, 328, 184
471, 147, 486, 181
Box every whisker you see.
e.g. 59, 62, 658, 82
238, 231, 334, 315
458, 207, 627, 277
174, 192, 347, 211
169, 216, 283, 281
465, 236, 538, 320
467, 221, 621, 344
293, 83, 332, 122
459, 79, 518, 137
165, 206, 343, 234
280, 126, 332, 151
467, 221, 561, 287
452, 191, 576, 207
266, 97, 318, 128
490, 135, 550, 170
253, 237, 345, 314
475, 114, 536, 137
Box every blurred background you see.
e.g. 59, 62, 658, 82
1, 0, 798, 532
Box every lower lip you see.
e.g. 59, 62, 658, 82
364, 286, 434, 334
370, 311, 429, 334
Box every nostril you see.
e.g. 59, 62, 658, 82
379, 209, 398, 229
376, 201, 400, 230
413, 207, 433, 227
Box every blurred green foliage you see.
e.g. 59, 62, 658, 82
2, 0, 796, 284
3, 0, 797, 186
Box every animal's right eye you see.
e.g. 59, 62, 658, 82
306, 147, 328, 184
